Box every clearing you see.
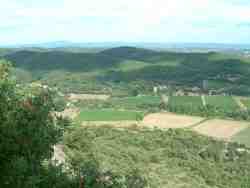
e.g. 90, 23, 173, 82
67, 93, 110, 101
56, 108, 80, 119
192, 119, 249, 140
142, 112, 205, 129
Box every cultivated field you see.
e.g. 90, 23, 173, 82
232, 127, 250, 147
76, 109, 144, 122
142, 112, 205, 129
205, 96, 239, 110
111, 95, 161, 108
192, 119, 249, 140
168, 96, 203, 108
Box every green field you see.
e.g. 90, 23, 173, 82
168, 96, 203, 108
111, 95, 162, 109
76, 109, 144, 121
232, 127, 250, 148
205, 96, 239, 110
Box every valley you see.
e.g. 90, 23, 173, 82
1, 46, 250, 187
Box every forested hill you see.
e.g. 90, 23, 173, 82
3, 46, 250, 95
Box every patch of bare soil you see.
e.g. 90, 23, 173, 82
56, 108, 80, 119
142, 112, 205, 129
52, 144, 66, 165
81, 121, 139, 128
192, 119, 249, 140
67, 93, 110, 102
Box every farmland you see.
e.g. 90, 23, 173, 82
76, 109, 144, 122
3, 46, 250, 187
192, 119, 249, 140
205, 96, 239, 110
168, 96, 203, 108
232, 127, 250, 147
110, 95, 162, 109
142, 112, 205, 129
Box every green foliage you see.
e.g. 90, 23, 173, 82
0, 63, 74, 188
241, 98, 250, 109
64, 126, 250, 188
4, 47, 250, 96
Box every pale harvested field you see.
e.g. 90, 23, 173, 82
142, 112, 205, 129
67, 93, 110, 101
192, 119, 250, 140
81, 121, 139, 127
56, 108, 80, 119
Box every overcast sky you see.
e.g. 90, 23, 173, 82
1, 0, 250, 45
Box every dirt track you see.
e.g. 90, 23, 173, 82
52, 145, 66, 165
56, 108, 80, 119
142, 112, 205, 129
67, 93, 110, 101
192, 119, 249, 140
81, 121, 139, 127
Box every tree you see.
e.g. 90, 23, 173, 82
0, 62, 69, 187
0, 61, 148, 188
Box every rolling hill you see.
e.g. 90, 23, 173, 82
2, 46, 250, 95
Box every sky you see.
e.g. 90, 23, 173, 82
1, 0, 250, 45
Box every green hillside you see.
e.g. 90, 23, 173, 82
3, 46, 250, 95
64, 126, 250, 188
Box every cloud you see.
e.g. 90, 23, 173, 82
1, 0, 250, 44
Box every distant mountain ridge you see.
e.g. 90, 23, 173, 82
2, 41, 250, 50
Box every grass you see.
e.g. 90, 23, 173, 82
76, 109, 144, 121
232, 127, 250, 148
205, 96, 239, 110
168, 96, 203, 108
